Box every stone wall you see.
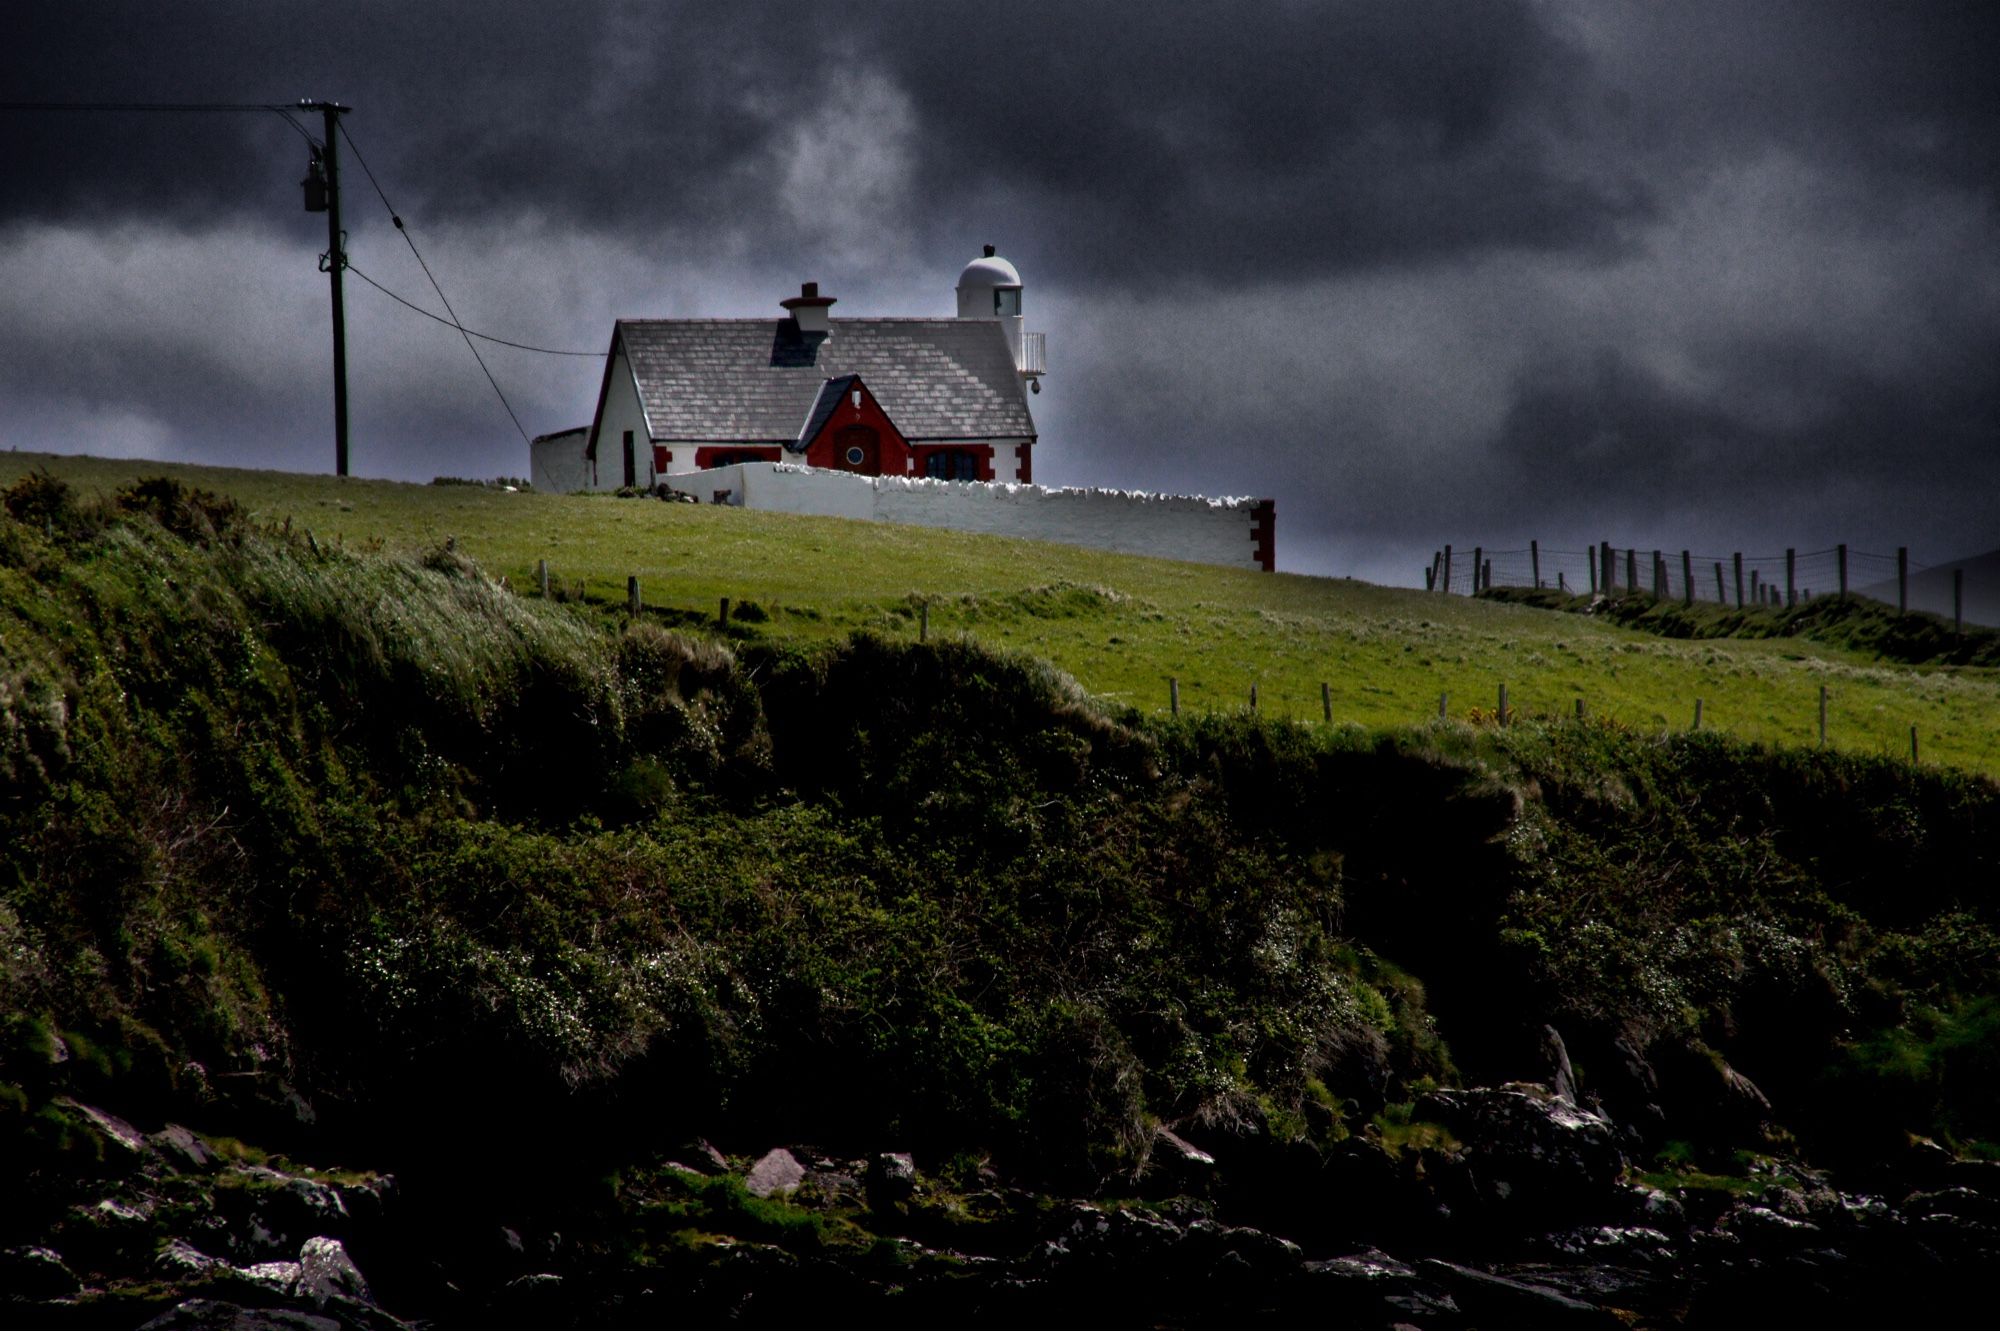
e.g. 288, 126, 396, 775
663, 463, 1273, 571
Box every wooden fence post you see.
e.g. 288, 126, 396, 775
1818, 684, 1828, 746
1558, 571, 1568, 593
1425, 564, 1436, 591
627, 575, 641, 614
1682, 550, 1694, 606
1603, 541, 1615, 593
1438, 692, 1448, 722
1786, 548, 1797, 607
1473, 546, 1483, 594
1734, 553, 1745, 609
1170, 677, 1180, 715
1249, 683, 1259, 712
920, 603, 929, 642
1751, 570, 1760, 604
719, 596, 730, 627
1531, 540, 1541, 589
1442, 545, 1453, 594
1588, 545, 1598, 595
537, 558, 550, 597
1321, 681, 1332, 723
1498, 682, 1509, 726
1911, 725, 1920, 764
1837, 543, 1848, 598
1626, 548, 1638, 594
1714, 561, 1726, 604
1693, 697, 1703, 730
1898, 547, 1909, 613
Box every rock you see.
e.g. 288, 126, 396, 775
1148, 1125, 1218, 1195
240, 1259, 304, 1289
745, 1147, 805, 1199
221, 1164, 348, 1249
334, 1175, 396, 1224
296, 1236, 371, 1307
1626, 1183, 1687, 1229
1906, 1135, 1957, 1186
1498, 1258, 1683, 1316
156, 1238, 224, 1277
1182, 1219, 1302, 1278
681, 1139, 730, 1174
1415, 1086, 1626, 1221
1946, 1158, 2000, 1198
62, 1100, 154, 1158
867, 1152, 919, 1206
1543, 1224, 1679, 1266
1418, 1258, 1624, 1328
0, 1245, 82, 1299
141, 1299, 338, 1330
1542, 1025, 1579, 1106
1726, 1204, 1821, 1247
1155, 1125, 1215, 1167
1720, 1061, 1773, 1117
148, 1124, 217, 1173
1604, 1036, 1666, 1137
84, 1195, 153, 1226
1901, 1187, 2000, 1226
506, 1272, 563, 1291
1296, 1248, 1460, 1326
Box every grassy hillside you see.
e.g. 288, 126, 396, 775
3, 474, 1998, 1323
6, 451, 1999, 777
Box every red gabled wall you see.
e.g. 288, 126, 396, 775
801, 378, 911, 476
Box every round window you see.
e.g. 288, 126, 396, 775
845, 445, 866, 466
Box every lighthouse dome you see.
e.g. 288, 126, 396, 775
956, 244, 1023, 320
957, 252, 1022, 291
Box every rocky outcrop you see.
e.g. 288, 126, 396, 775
1417, 1084, 1627, 1222
8, 1093, 2000, 1328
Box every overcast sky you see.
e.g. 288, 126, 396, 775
4, 1, 1995, 583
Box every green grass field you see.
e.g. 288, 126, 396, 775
9, 450, 1999, 776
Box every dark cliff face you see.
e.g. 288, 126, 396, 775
3, 475, 1999, 1325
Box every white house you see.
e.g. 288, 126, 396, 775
546, 246, 1046, 493
531, 246, 1276, 571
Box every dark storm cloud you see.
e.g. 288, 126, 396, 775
4, 1, 1997, 581
4, 1, 1643, 281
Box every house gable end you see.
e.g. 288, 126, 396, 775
799, 375, 912, 475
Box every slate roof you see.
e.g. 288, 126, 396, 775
615, 318, 1035, 442
796, 374, 864, 450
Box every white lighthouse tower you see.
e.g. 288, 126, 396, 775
955, 244, 1045, 392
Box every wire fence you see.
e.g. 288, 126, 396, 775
1422, 541, 1974, 622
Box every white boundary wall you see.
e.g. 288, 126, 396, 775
666, 463, 1269, 570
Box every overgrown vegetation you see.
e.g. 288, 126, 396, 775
2, 474, 1998, 1247
1483, 584, 2000, 668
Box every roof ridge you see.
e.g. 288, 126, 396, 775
615, 315, 991, 325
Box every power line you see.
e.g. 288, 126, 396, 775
7, 101, 573, 453
0, 101, 299, 111
346, 264, 605, 356
0, 100, 320, 145
335, 121, 535, 445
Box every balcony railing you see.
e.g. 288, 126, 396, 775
1019, 329, 1046, 377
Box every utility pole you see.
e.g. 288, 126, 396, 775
300, 100, 351, 476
